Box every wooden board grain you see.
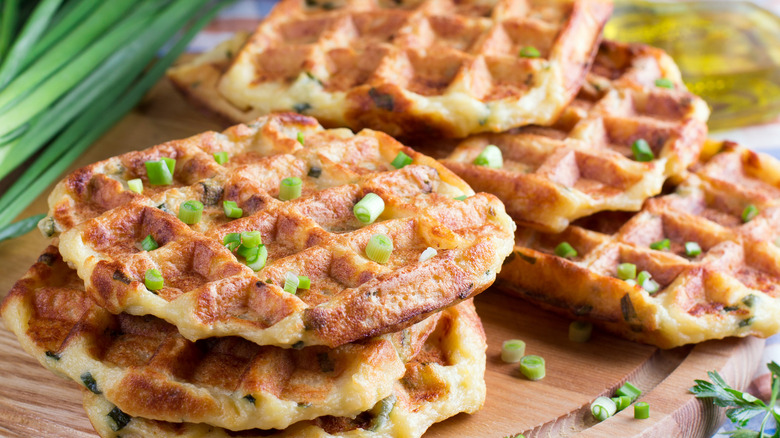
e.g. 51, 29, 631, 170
0, 79, 766, 438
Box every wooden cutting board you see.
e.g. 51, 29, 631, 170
0, 79, 765, 438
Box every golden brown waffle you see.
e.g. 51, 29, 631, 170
438, 40, 710, 232
496, 141, 780, 348
40, 113, 514, 348
82, 298, 485, 438
168, 0, 613, 139
1, 245, 484, 431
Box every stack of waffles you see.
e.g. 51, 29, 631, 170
169, 0, 780, 352
1, 113, 515, 437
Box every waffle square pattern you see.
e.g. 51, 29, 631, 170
497, 141, 780, 348
170, 0, 612, 138
42, 113, 515, 348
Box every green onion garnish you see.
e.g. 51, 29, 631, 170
637, 270, 651, 286
454, 195, 468, 201
246, 245, 267, 271
519, 355, 545, 381
519, 46, 540, 58
617, 263, 636, 280
178, 199, 203, 225
161, 157, 176, 174
127, 178, 143, 193
354, 193, 385, 225
625, 278, 637, 287
616, 381, 642, 402
240, 231, 262, 248
654, 78, 674, 89
631, 139, 654, 162
279, 176, 302, 201
419, 247, 437, 262
144, 159, 172, 185
366, 233, 393, 264
144, 268, 163, 291
213, 151, 228, 165
642, 278, 660, 294
742, 204, 759, 223
591, 396, 617, 421
297, 132, 305, 145
501, 339, 526, 363
568, 321, 592, 342
223, 200, 242, 218
297, 275, 310, 290
649, 238, 670, 250
612, 395, 631, 411
684, 241, 702, 257
391, 151, 413, 169
473, 144, 503, 168
555, 241, 577, 259
634, 401, 650, 419
140, 234, 158, 251
236, 244, 258, 260
283, 271, 299, 294
223, 232, 241, 251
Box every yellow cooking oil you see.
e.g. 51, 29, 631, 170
604, 1, 780, 130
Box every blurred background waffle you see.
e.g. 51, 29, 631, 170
169, 0, 613, 139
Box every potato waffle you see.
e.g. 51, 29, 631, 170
1, 245, 484, 431
40, 113, 514, 348
168, 0, 613, 138
496, 141, 780, 348
438, 40, 710, 232
82, 298, 485, 438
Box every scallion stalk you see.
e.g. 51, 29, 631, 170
354, 193, 384, 225
501, 339, 526, 363
519, 355, 545, 381
366, 233, 393, 264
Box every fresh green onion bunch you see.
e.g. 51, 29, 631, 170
0, 0, 236, 241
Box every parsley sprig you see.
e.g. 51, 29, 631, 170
690, 361, 780, 438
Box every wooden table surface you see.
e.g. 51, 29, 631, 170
0, 79, 765, 438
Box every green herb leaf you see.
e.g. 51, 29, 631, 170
0, 213, 45, 242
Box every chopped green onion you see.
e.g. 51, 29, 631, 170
144, 268, 163, 291
519, 355, 545, 381
637, 270, 651, 286
127, 178, 143, 194
454, 195, 468, 201
555, 241, 577, 259
366, 233, 393, 264
654, 78, 674, 89
634, 401, 650, 419
298, 275, 310, 290
616, 381, 642, 402
161, 157, 176, 175
501, 339, 526, 363
354, 193, 385, 225
519, 46, 540, 58
246, 245, 267, 271
213, 151, 228, 165
140, 234, 158, 251
178, 200, 203, 225
591, 396, 617, 421
684, 241, 702, 257
625, 279, 637, 287
568, 321, 592, 342
283, 271, 299, 294
650, 238, 670, 250
144, 159, 172, 185
473, 144, 503, 168
391, 151, 413, 169
612, 395, 631, 411
642, 278, 660, 294
419, 247, 437, 262
223, 232, 241, 251
631, 139, 654, 162
223, 200, 242, 218
742, 204, 759, 223
279, 176, 302, 201
617, 263, 636, 280
236, 244, 259, 260
240, 231, 262, 248
297, 132, 305, 145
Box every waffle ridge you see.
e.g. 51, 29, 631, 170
2, 245, 484, 432
497, 141, 780, 348
169, 0, 613, 138
41, 113, 515, 348
439, 40, 710, 232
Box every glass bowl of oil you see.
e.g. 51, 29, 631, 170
604, 1, 780, 131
